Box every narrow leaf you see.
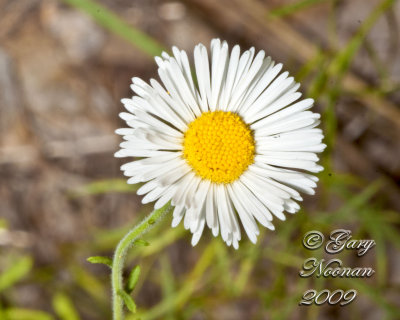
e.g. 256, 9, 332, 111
126, 266, 141, 293
134, 239, 150, 247
118, 290, 137, 313
87, 256, 112, 268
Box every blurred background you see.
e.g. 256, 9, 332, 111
1, 0, 400, 319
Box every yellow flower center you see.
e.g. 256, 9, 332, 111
183, 111, 255, 184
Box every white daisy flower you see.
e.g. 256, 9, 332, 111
115, 39, 326, 249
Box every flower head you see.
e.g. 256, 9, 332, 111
115, 39, 326, 249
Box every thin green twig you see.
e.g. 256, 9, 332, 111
112, 202, 172, 320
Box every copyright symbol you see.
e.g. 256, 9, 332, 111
303, 230, 324, 250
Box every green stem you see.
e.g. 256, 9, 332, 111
112, 202, 172, 320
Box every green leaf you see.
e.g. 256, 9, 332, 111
87, 256, 112, 268
126, 266, 141, 294
52, 292, 80, 320
0, 256, 33, 292
4, 308, 54, 320
118, 290, 137, 313
134, 239, 150, 247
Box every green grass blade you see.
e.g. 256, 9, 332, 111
317, 179, 383, 224
135, 243, 216, 320
61, 0, 166, 56
53, 292, 81, 320
4, 308, 54, 320
0, 256, 33, 292
269, 0, 330, 18
159, 255, 176, 320
70, 179, 141, 197
71, 266, 108, 303
329, 0, 396, 77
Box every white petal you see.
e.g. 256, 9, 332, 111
206, 184, 218, 231
171, 204, 185, 227
233, 181, 275, 229
194, 179, 211, 210
229, 50, 265, 110
154, 185, 177, 209
227, 184, 259, 244
251, 98, 314, 129
149, 79, 191, 127
119, 112, 135, 122
219, 45, 240, 110
210, 40, 229, 110
216, 184, 231, 241
235, 58, 277, 113
141, 185, 167, 204
158, 67, 196, 122
194, 44, 212, 112
191, 218, 205, 246
242, 70, 291, 118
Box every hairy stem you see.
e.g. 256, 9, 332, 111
112, 202, 172, 320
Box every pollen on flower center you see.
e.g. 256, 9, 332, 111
183, 111, 255, 184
